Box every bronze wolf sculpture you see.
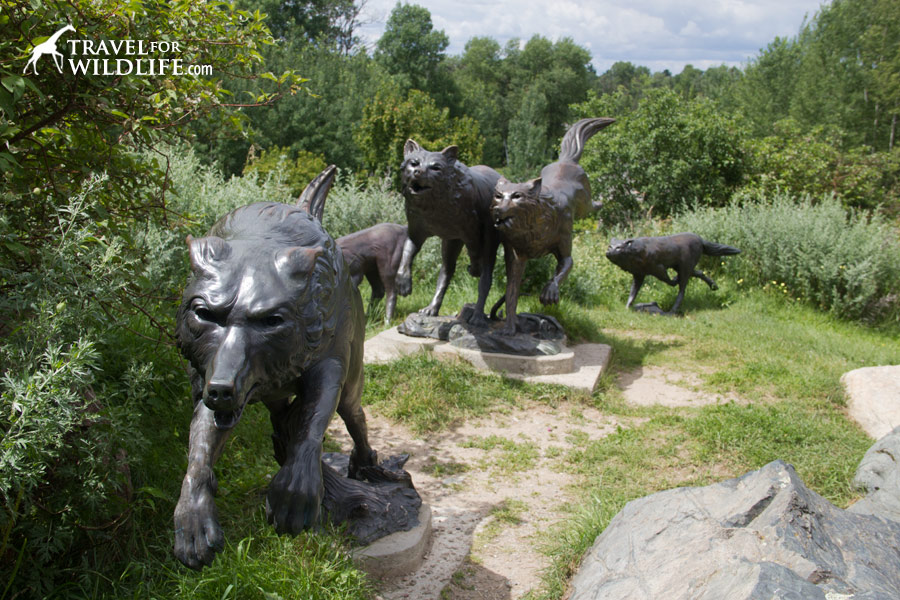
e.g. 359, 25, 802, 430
337, 223, 409, 324
490, 117, 615, 334
173, 167, 376, 569
605, 232, 740, 315
396, 141, 502, 324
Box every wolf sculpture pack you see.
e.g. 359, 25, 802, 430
173, 167, 378, 569
490, 118, 615, 334
396, 141, 502, 324
605, 232, 740, 315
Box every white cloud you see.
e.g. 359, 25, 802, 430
357, 0, 824, 74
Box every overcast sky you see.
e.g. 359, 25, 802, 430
357, 0, 827, 74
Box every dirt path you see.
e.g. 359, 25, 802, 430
329, 363, 734, 599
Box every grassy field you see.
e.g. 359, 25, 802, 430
97, 228, 898, 600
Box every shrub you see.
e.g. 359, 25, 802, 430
0, 178, 155, 596
744, 119, 900, 212
243, 146, 329, 197
675, 192, 900, 320
573, 88, 748, 224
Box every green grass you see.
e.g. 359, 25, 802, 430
362, 353, 584, 434
84, 225, 899, 600
358, 227, 900, 600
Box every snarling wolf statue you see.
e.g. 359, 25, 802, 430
490, 117, 615, 334
606, 232, 740, 315
172, 167, 386, 569
396, 141, 502, 325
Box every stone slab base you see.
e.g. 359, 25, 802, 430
352, 503, 433, 579
841, 365, 900, 440
365, 327, 611, 393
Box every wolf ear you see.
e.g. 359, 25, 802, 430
527, 177, 542, 193
404, 139, 423, 157
187, 235, 232, 277
440, 145, 458, 162
297, 165, 337, 222
275, 246, 324, 281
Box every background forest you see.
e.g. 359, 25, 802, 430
1, 0, 899, 598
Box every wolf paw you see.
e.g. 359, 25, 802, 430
348, 447, 378, 480
396, 273, 412, 296
540, 282, 560, 305
266, 461, 323, 534
173, 490, 224, 570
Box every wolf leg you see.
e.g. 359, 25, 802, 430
540, 254, 573, 305
421, 238, 463, 316
668, 273, 689, 314
693, 269, 718, 290
267, 358, 353, 533
174, 401, 232, 569
626, 275, 645, 309
467, 236, 499, 326
501, 247, 526, 335
396, 232, 426, 296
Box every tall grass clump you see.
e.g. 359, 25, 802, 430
676, 192, 900, 320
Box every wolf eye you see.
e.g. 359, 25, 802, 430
262, 315, 284, 327
408, 159, 420, 167
192, 302, 215, 323
428, 164, 441, 171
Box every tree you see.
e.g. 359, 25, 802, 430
374, 3, 452, 100
454, 37, 508, 165
502, 35, 595, 174
354, 82, 483, 179
575, 89, 749, 222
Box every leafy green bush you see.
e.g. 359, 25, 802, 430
744, 119, 900, 211
574, 88, 748, 224
676, 192, 900, 320
243, 146, 329, 197
0, 178, 157, 596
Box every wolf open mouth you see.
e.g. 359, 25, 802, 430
214, 405, 245, 430
409, 180, 430, 194
211, 383, 258, 430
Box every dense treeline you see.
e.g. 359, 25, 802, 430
192, 0, 900, 212
1, 0, 898, 597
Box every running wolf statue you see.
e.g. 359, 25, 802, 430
490, 117, 615, 334
173, 167, 378, 569
606, 232, 740, 315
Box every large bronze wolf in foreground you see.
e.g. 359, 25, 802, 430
491, 118, 615, 334
396, 141, 502, 324
173, 168, 376, 569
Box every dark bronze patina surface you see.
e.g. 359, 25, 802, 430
396, 141, 502, 325
606, 232, 740, 315
337, 222, 409, 323
173, 167, 419, 570
491, 118, 615, 334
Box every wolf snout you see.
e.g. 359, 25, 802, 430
204, 379, 236, 411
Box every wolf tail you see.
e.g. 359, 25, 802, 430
558, 117, 616, 163
702, 239, 741, 256
297, 164, 337, 221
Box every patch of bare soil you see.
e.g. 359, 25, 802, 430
617, 365, 742, 407
328, 402, 636, 600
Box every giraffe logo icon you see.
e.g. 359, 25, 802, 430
23, 24, 76, 75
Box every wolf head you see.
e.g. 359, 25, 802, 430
605, 237, 645, 270
176, 202, 341, 430
400, 140, 467, 203
491, 177, 548, 233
